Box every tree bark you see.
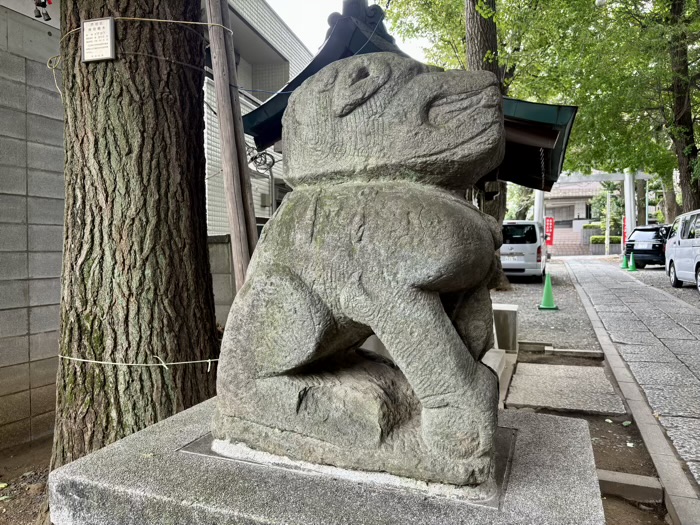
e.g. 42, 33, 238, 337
466, 0, 511, 290
636, 179, 646, 225
44, 1, 218, 517
465, 0, 500, 87
668, 0, 700, 212
662, 178, 681, 222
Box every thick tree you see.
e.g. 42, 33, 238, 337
388, 0, 698, 220
42, 1, 218, 520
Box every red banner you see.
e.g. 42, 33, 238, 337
545, 217, 555, 246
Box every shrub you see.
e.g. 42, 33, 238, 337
590, 235, 622, 245
582, 223, 602, 230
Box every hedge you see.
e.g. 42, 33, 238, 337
582, 223, 602, 230
590, 235, 622, 245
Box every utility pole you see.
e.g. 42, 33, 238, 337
534, 190, 545, 225
205, 0, 258, 290
605, 191, 611, 256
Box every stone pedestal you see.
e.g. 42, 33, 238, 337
49, 399, 605, 525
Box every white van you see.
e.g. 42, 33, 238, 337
501, 221, 548, 282
665, 209, 700, 294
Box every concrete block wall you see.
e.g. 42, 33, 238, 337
0, 7, 61, 450
208, 236, 235, 327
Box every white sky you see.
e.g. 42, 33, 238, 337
264, 0, 429, 62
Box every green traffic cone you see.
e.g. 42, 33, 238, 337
538, 273, 559, 310
627, 253, 638, 272
621, 255, 628, 269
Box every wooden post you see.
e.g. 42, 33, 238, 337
219, 0, 259, 255
205, 0, 257, 290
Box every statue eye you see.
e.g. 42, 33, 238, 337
350, 67, 370, 85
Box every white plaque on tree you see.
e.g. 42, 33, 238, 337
81, 17, 116, 62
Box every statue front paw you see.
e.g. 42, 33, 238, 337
420, 363, 498, 482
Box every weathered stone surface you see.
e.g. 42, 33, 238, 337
628, 361, 699, 387
661, 339, 700, 355
615, 344, 680, 363
659, 416, 700, 461
609, 331, 661, 345
643, 385, 700, 418
505, 364, 626, 415
49, 400, 606, 525
215, 53, 506, 486
688, 462, 700, 485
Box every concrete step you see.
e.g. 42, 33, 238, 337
482, 348, 506, 379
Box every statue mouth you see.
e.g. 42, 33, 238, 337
428, 90, 499, 127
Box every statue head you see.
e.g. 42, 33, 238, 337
282, 52, 505, 189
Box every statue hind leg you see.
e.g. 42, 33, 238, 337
215, 264, 401, 450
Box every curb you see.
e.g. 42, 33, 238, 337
565, 261, 700, 525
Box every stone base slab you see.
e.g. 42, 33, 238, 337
49, 399, 605, 525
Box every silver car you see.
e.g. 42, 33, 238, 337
666, 209, 700, 294
501, 221, 548, 282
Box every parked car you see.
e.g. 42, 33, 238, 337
624, 225, 669, 268
665, 209, 700, 293
501, 221, 548, 282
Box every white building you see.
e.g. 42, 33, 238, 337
203, 0, 313, 234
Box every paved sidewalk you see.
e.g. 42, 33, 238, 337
567, 259, 700, 486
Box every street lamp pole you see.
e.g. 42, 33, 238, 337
605, 191, 611, 256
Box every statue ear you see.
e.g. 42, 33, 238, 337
332, 57, 391, 117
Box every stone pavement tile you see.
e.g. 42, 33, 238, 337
610, 331, 662, 345
647, 327, 697, 340
628, 362, 699, 387
661, 339, 700, 355
588, 296, 619, 306
681, 325, 700, 339
689, 462, 700, 485
643, 385, 700, 418
506, 377, 626, 415
616, 345, 680, 363
622, 296, 654, 304
643, 320, 686, 332
671, 314, 700, 326
595, 304, 632, 313
659, 416, 700, 462
602, 320, 650, 332
514, 363, 610, 381
598, 312, 639, 322
678, 355, 700, 377
630, 308, 671, 320
506, 365, 626, 415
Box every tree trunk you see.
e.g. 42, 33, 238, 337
669, 0, 700, 212
465, 0, 500, 86
42, 2, 218, 520
636, 179, 646, 225
466, 0, 511, 290
662, 178, 681, 222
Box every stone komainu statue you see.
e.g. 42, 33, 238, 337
214, 52, 505, 486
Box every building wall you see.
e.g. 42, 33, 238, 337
253, 62, 289, 96
230, 0, 311, 77
0, 7, 62, 450
545, 199, 589, 222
